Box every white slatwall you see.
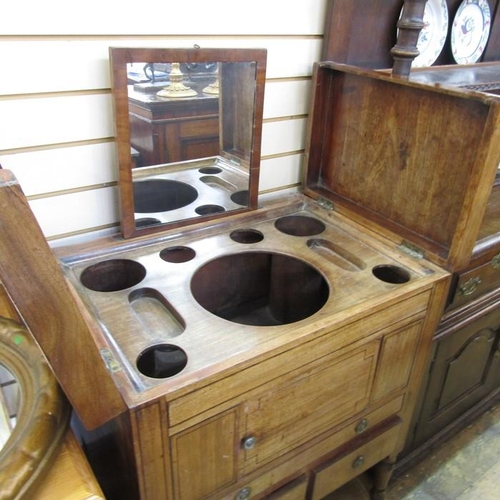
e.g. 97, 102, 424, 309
0, 0, 328, 244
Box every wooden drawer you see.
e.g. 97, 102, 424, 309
310, 423, 402, 500
448, 258, 500, 310
267, 476, 308, 500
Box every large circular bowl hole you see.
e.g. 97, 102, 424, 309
160, 246, 196, 263
275, 215, 326, 236
80, 259, 146, 292
372, 265, 411, 284
230, 229, 264, 244
198, 166, 222, 174
136, 344, 187, 378
133, 179, 198, 213
191, 252, 329, 326
136, 217, 161, 228
195, 204, 226, 215
230, 190, 249, 206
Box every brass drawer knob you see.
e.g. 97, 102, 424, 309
492, 253, 500, 270
355, 418, 369, 434
235, 487, 252, 500
242, 436, 257, 450
352, 455, 365, 469
458, 276, 482, 296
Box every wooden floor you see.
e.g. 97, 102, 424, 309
327, 403, 500, 500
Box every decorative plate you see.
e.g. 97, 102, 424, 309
451, 0, 491, 64
413, 0, 449, 67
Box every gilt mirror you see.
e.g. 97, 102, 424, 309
109, 47, 267, 239
0, 317, 69, 499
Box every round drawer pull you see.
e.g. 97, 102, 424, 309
355, 418, 369, 434
352, 455, 365, 469
242, 436, 257, 450
235, 486, 252, 500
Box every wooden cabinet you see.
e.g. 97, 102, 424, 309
110, 296, 440, 500
321, 0, 500, 467
128, 89, 220, 167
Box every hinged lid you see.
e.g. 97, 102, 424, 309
303, 62, 500, 272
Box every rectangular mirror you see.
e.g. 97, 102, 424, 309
110, 47, 267, 239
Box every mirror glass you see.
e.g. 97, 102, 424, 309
0, 317, 70, 499
110, 47, 267, 239
0, 364, 18, 450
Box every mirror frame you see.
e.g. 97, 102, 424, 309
0, 317, 70, 499
109, 47, 267, 239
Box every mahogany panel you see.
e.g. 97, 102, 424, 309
0, 170, 126, 429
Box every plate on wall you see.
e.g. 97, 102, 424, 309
451, 0, 491, 64
412, 0, 449, 67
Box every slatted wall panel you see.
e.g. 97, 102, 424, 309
0, 0, 327, 245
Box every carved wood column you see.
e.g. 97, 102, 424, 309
391, 0, 428, 78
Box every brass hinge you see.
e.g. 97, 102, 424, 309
398, 240, 425, 260
100, 348, 122, 373
316, 196, 334, 211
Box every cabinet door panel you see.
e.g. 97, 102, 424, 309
171, 409, 238, 500
371, 320, 424, 401
413, 307, 500, 447
242, 342, 379, 471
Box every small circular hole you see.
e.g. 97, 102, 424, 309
275, 215, 326, 236
136, 217, 162, 228
80, 259, 146, 292
198, 166, 222, 174
137, 344, 187, 378
230, 229, 264, 244
231, 190, 249, 206
160, 246, 196, 263
372, 265, 411, 284
195, 204, 226, 215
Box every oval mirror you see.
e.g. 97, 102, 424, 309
109, 47, 267, 239
0, 317, 70, 499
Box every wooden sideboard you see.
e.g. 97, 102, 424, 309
128, 88, 219, 167
322, 0, 500, 467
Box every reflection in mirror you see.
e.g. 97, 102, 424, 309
110, 48, 267, 239
0, 317, 70, 499
0, 364, 18, 449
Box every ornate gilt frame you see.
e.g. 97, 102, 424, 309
0, 317, 70, 499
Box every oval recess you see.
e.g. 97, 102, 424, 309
230, 229, 264, 244
129, 288, 185, 339
307, 238, 366, 272
372, 265, 411, 284
195, 204, 226, 215
80, 259, 146, 292
160, 246, 196, 263
275, 215, 326, 236
136, 344, 188, 378
199, 176, 237, 192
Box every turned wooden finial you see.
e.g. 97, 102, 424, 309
391, 0, 428, 78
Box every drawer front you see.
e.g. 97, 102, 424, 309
310, 423, 402, 500
267, 476, 309, 500
449, 259, 500, 310
241, 341, 379, 472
